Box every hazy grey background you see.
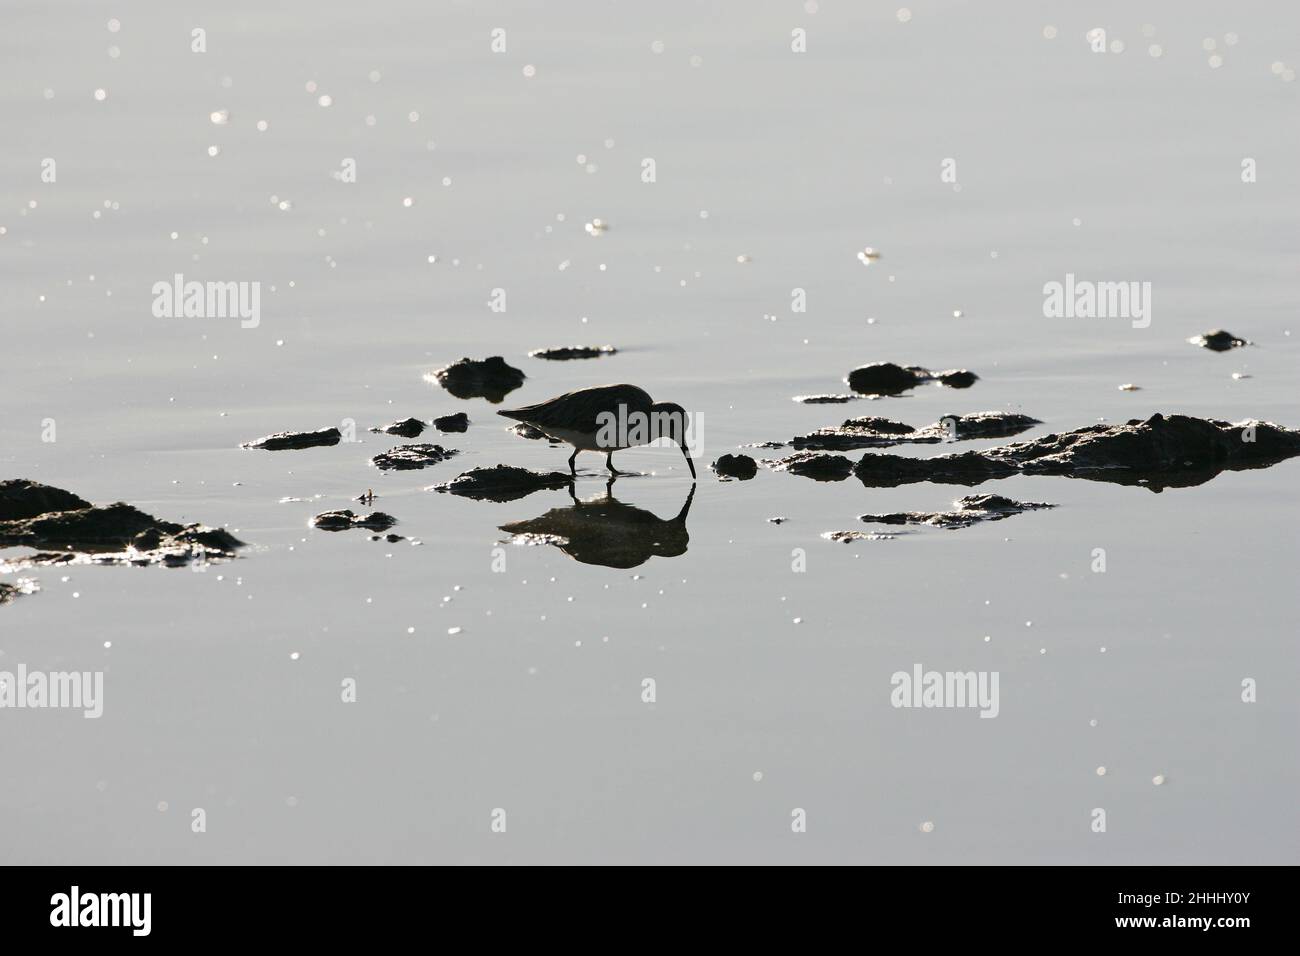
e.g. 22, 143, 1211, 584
1, 1, 1297, 863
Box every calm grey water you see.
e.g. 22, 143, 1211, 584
2, 1, 1297, 864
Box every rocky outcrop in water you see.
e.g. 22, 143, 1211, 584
242, 427, 342, 450
312, 510, 397, 531
846, 362, 979, 395
764, 452, 855, 481
1, 480, 92, 520
528, 345, 618, 360
434, 412, 469, 433
712, 454, 758, 480
370, 443, 459, 471
431, 465, 572, 502
854, 414, 1300, 491
859, 494, 1055, 529
1189, 330, 1250, 352
429, 356, 526, 403
791, 412, 1040, 451
0, 480, 243, 570
370, 418, 426, 438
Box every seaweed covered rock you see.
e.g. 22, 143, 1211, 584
0, 483, 243, 568
370, 443, 458, 471
790, 412, 1040, 451
434, 412, 470, 433
312, 510, 397, 531
0, 480, 92, 521
429, 356, 526, 403
370, 418, 426, 438
853, 414, 1300, 491
764, 452, 855, 481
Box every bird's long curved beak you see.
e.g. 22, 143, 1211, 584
680, 440, 696, 479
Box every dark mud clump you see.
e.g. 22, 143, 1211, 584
846, 362, 979, 396
312, 510, 397, 532
432, 465, 573, 502
860, 494, 1055, 530
242, 427, 342, 450
765, 452, 855, 481
370, 443, 459, 472
793, 394, 862, 405
370, 417, 426, 438
791, 412, 1040, 451
1189, 329, 1250, 352
0, 482, 243, 569
854, 414, 1300, 491
434, 412, 470, 433
936, 369, 979, 389
528, 345, 618, 360
1, 480, 92, 521
712, 454, 758, 480
430, 356, 526, 403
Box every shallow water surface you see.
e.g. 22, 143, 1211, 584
2, 1, 1298, 864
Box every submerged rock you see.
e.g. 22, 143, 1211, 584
854, 414, 1300, 491
791, 412, 1040, 451
528, 345, 618, 360
846, 362, 979, 396
860, 495, 1055, 530
0, 484, 243, 570
765, 452, 855, 481
431, 465, 572, 502
312, 510, 397, 531
370, 443, 458, 471
370, 417, 426, 438
712, 454, 758, 480
433, 412, 469, 433
242, 427, 342, 450
1189, 329, 1250, 352
428, 356, 526, 403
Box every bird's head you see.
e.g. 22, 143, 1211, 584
650, 402, 696, 479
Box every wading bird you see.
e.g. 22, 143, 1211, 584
499, 384, 696, 478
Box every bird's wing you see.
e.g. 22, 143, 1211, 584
501, 385, 651, 434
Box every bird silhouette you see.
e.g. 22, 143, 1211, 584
499, 384, 696, 478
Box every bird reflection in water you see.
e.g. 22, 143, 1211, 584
499, 480, 694, 569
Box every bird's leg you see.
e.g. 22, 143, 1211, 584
568, 449, 578, 475
605, 451, 618, 476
